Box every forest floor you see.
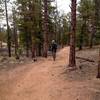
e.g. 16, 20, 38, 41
0, 47, 100, 100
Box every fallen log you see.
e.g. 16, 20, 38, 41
76, 56, 95, 62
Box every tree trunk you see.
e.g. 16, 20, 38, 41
43, 0, 49, 58
97, 48, 100, 78
5, 0, 11, 57
89, 32, 94, 48
13, 8, 19, 59
68, 0, 77, 68
0, 41, 2, 48
94, 0, 100, 78
32, 43, 36, 58
67, 33, 70, 46
25, 29, 29, 57
38, 43, 42, 56
79, 21, 85, 50
89, 21, 95, 49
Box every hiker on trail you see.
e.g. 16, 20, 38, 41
51, 40, 57, 61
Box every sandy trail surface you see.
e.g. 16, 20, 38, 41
0, 47, 100, 100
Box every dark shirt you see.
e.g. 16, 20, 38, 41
51, 43, 57, 52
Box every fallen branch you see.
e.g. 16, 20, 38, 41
76, 56, 95, 62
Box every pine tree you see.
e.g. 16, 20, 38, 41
12, 7, 19, 59
4, 0, 11, 57
94, 0, 100, 78
43, 0, 49, 57
97, 48, 100, 78
77, 0, 95, 49
16, 0, 59, 58
68, 0, 77, 68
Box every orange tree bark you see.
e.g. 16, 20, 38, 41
68, 0, 77, 68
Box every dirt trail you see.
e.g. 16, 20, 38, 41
0, 47, 100, 100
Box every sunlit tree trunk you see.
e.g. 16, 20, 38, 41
68, 0, 77, 68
